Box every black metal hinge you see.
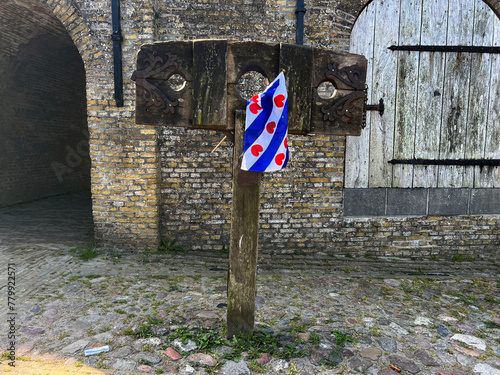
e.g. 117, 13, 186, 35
365, 98, 384, 116
389, 45, 500, 54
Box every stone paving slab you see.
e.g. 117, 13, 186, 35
0, 193, 500, 374
0, 192, 94, 248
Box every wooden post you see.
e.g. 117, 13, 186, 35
226, 110, 262, 338
133, 40, 368, 337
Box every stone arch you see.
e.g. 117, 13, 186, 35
38, 0, 108, 74
0, 0, 92, 207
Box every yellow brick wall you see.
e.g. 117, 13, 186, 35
34, 0, 500, 258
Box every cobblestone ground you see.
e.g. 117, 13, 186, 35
0, 193, 499, 375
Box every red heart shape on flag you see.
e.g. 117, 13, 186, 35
249, 102, 262, 114
274, 94, 285, 108
250, 95, 260, 103
275, 153, 285, 166
266, 122, 276, 134
251, 144, 264, 157
284, 137, 288, 148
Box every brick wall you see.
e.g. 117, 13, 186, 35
156, 0, 500, 259
259, 135, 345, 253
42, 0, 162, 249
0, 0, 89, 208
159, 130, 345, 253
334, 216, 500, 259
154, 0, 356, 253
160, 128, 233, 251
154, 0, 296, 44
12, 0, 499, 257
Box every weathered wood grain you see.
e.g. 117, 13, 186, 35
193, 40, 227, 129
226, 42, 280, 85
467, 0, 494, 187
136, 40, 367, 135
348, 0, 499, 190
346, 3, 375, 188
438, 0, 474, 187
393, 0, 422, 187
135, 41, 194, 127
310, 89, 365, 136
484, 14, 500, 187
413, 0, 448, 187
369, 0, 399, 187
280, 43, 313, 134
311, 49, 366, 91
226, 110, 261, 338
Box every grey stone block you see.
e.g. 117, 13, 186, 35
387, 189, 427, 216
219, 360, 250, 375
60, 339, 90, 355
470, 189, 500, 214
343, 189, 386, 216
428, 188, 469, 215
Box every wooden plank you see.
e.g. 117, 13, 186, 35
392, 0, 422, 187
311, 49, 366, 91
437, 0, 474, 187
310, 48, 367, 136
467, 0, 494, 187
226, 41, 280, 84
227, 110, 261, 338
280, 43, 313, 134
226, 41, 280, 130
192, 40, 227, 129
310, 89, 365, 135
135, 41, 193, 127
369, 0, 399, 187
413, 0, 448, 187
346, 3, 375, 188
483, 14, 500, 187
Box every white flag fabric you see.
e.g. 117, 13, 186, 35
241, 72, 289, 172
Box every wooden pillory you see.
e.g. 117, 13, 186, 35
133, 40, 367, 338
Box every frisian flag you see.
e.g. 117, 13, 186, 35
241, 72, 289, 172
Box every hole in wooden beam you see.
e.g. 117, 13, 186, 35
236, 71, 268, 100
317, 81, 337, 100
167, 73, 186, 91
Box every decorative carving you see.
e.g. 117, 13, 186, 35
133, 40, 368, 134
131, 53, 179, 114
325, 62, 365, 90
319, 62, 366, 123
320, 90, 365, 123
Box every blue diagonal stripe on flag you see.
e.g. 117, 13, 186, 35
241, 72, 289, 172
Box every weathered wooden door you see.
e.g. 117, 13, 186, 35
347, 0, 500, 188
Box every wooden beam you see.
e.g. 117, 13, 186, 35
193, 40, 227, 129
280, 43, 313, 134
226, 110, 261, 338
134, 40, 367, 135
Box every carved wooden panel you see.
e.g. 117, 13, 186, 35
193, 40, 227, 129
134, 40, 368, 136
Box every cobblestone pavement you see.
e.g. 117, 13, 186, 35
0, 193, 499, 375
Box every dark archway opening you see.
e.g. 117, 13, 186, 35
0, 0, 90, 208
0, 0, 93, 245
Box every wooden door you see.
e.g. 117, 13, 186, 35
346, 0, 500, 188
